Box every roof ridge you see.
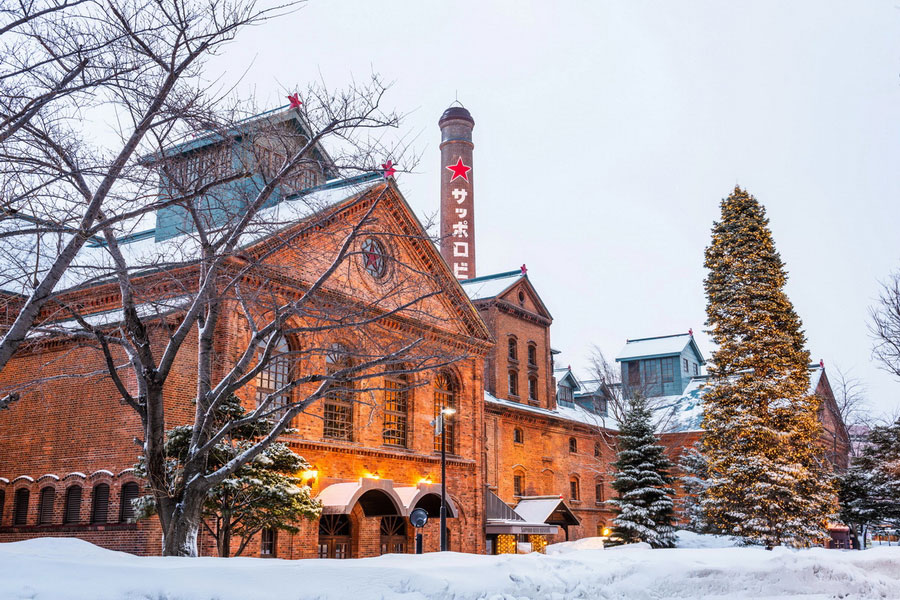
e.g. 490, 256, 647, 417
625, 332, 690, 343
459, 269, 522, 284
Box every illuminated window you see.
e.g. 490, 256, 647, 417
324, 345, 355, 441
513, 427, 524, 444
255, 337, 293, 423
383, 372, 409, 448
433, 372, 458, 453
569, 437, 577, 453
508, 370, 519, 397
569, 476, 580, 501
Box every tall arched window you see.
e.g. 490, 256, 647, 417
91, 483, 110, 524
508, 369, 519, 397
513, 427, 524, 444
63, 485, 82, 524
595, 478, 605, 504
13, 488, 29, 525
568, 437, 578, 453
255, 336, 293, 421
528, 375, 538, 402
569, 475, 580, 501
119, 482, 139, 522
433, 372, 458, 453
38, 486, 55, 525
383, 371, 409, 448
324, 344, 355, 441
527, 343, 537, 367
507, 337, 518, 362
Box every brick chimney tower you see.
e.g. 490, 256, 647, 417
439, 105, 475, 280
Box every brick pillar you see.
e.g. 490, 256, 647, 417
439, 106, 475, 280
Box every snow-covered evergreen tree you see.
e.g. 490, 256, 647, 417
677, 442, 719, 534
702, 187, 836, 548
135, 395, 321, 556
611, 394, 676, 548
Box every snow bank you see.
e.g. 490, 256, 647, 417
2, 536, 899, 600
675, 530, 741, 549
545, 535, 605, 554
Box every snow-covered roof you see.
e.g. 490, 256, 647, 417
656, 364, 830, 434
485, 391, 618, 431
1, 177, 378, 296
514, 497, 566, 524
615, 333, 704, 363
458, 270, 522, 301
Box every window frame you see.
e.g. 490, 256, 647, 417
508, 369, 519, 398
38, 486, 55, 525
433, 371, 459, 453
91, 483, 110, 524
255, 336, 294, 423
513, 472, 525, 497
527, 343, 537, 368
382, 371, 410, 448
63, 485, 82, 524
568, 437, 578, 454
13, 488, 29, 526
513, 427, 524, 444
528, 375, 538, 402
569, 476, 580, 501
324, 344, 356, 442
260, 527, 277, 557
119, 482, 139, 523
507, 336, 518, 362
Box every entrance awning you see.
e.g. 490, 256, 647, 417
316, 478, 404, 516
514, 496, 580, 526
395, 482, 458, 518
485, 519, 559, 536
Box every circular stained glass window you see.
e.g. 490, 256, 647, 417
360, 237, 387, 279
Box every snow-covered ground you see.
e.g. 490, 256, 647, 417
2, 533, 899, 600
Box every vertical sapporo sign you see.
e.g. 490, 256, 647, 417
438, 106, 476, 280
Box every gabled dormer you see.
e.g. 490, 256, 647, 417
615, 332, 705, 398
147, 107, 339, 242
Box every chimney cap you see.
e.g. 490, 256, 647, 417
439, 106, 474, 127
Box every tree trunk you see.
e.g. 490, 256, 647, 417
161, 494, 204, 556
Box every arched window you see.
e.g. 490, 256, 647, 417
38, 487, 55, 525
595, 478, 605, 504
383, 371, 409, 448
13, 488, 29, 525
91, 483, 110, 524
63, 486, 82, 524
508, 370, 519, 397
513, 427, 524, 444
527, 343, 537, 367
569, 476, 580, 501
380, 515, 406, 554
119, 482, 139, 522
569, 437, 577, 453
594, 442, 601, 458
318, 514, 351, 559
255, 337, 293, 422
324, 344, 355, 441
433, 371, 458, 453
528, 375, 538, 402
260, 527, 277, 557
513, 470, 525, 496
507, 337, 518, 362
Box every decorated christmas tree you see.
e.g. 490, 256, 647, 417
701, 187, 836, 548
677, 442, 719, 534
610, 395, 677, 548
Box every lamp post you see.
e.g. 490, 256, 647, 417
435, 406, 456, 552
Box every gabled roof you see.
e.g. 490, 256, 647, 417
615, 332, 705, 364
459, 269, 552, 321
514, 496, 580, 526
553, 366, 580, 391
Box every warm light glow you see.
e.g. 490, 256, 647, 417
301, 469, 318, 481
418, 477, 433, 485
602, 528, 611, 537
441, 407, 457, 416
363, 472, 380, 480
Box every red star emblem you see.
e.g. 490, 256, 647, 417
446, 157, 471, 182
381, 160, 396, 179
287, 93, 302, 109
365, 251, 380, 269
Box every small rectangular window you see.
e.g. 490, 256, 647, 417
513, 474, 524, 496
662, 358, 674, 383
683, 358, 689, 372
692, 363, 699, 376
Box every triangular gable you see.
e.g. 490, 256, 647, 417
514, 496, 580, 526
245, 179, 492, 346
496, 276, 553, 321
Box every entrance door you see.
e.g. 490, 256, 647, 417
318, 514, 351, 559
380, 515, 406, 554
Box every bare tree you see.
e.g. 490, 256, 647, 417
871, 269, 900, 381
0, 0, 295, 380
831, 364, 868, 430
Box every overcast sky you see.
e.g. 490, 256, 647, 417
207, 1, 900, 417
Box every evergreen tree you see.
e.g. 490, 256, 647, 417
839, 418, 900, 549
135, 395, 321, 556
677, 442, 719, 534
611, 395, 677, 548
701, 187, 836, 548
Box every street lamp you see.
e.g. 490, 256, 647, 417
434, 406, 456, 551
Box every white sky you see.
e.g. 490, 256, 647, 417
207, 1, 900, 417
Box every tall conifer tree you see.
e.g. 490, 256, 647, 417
701, 187, 836, 548
611, 395, 677, 548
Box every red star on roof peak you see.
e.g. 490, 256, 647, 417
287, 93, 302, 109
446, 157, 471, 182
381, 160, 396, 179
